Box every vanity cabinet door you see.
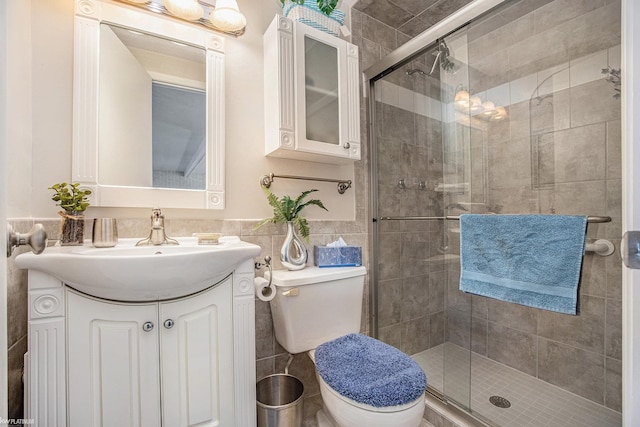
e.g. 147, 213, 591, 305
264, 16, 360, 163
66, 290, 161, 427
159, 277, 234, 427
294, 22, 359, 160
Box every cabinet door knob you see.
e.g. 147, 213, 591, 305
343, 142, 351, 149
142, 321, 154, 332
163, 319, 175, 329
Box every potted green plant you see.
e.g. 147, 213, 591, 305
255, 186, 327, 270
49, 182, 92, 246
282, 0, 339, 16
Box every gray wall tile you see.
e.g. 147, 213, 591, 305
487, 322, 537, 376
538, 338, 605, 403
538, 295, 605, 353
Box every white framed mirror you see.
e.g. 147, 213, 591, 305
72, 0, 225, 209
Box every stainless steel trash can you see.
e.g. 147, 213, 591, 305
256, 374, 304, 427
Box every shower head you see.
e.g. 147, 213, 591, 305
406, 68, 428, 77
432, 40, 458, 75
406, 40, 458, 78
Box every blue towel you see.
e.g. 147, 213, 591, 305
459, 214, 587, 315
314, 334, 426, 408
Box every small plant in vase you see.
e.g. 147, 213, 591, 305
281, 0, 339, 15
255, 186, 327, 270
49, 182, 92, 246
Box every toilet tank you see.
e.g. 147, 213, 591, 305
266, 266, 366, 354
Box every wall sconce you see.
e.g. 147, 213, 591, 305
116, 0, 247, 36
163, 0, 203, 21
453, 88, 506, 121
481, 100, 496, 116
209, 0, 246, 32
453, 89, 482, 112
491, 106, 507, 121
469, 95, 482, 113
454, 89, 470, 108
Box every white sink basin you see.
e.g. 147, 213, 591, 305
15, 236, 261, 301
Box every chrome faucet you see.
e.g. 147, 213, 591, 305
136, 208, 179, 246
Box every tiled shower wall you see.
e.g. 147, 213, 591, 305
368, 0, 622, 415
443, 0, 622, 412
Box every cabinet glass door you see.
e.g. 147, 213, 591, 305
303, 35, 340, 145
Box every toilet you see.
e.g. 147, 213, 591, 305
266, 266, 426, 427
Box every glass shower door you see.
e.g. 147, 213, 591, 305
437, 29, 474, 411
370, 32, 473, 411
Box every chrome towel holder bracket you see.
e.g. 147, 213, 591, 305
260, 173, 352, 194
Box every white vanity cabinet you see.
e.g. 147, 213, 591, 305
23, 257, 258, 427
264, 16, 360, 163
66, 279, 233, 427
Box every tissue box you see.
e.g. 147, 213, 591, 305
314, 245, 362, 267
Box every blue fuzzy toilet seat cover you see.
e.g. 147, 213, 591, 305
314, 333, 427, 408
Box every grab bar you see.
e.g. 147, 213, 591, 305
585, 239, 615, 256
377, 215, 612, 223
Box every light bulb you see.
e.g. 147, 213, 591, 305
491, 106, 507, 121
481, 100, 496, 116
454, 90, 470, 108
163, 0, 204, 21
209, 0, 247, 32
469, 95, 482, 113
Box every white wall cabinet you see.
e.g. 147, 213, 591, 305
67, 280, 233, 427
264, 16, 360, 163
25, 261, 257, 427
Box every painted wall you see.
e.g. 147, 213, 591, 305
4, 0, 366, 419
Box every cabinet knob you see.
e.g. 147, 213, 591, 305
343, 142, 350, 149
142, 321, 154, 332
164, 319, 175, 329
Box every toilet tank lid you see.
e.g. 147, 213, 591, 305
266, 266, 366, 287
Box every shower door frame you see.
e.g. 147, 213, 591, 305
622, 0, 640, 424
364, 0, 640, 424
364, 0, 505, 342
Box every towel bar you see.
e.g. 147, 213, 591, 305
260, 173, 352, 194
377, 215, 612, 223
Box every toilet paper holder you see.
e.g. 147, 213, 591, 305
255, 255, 274, 292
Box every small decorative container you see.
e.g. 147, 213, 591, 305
59, 212, 85, 246
314, 245, 362, 267
92, 218, 118, 248
282, 0, 345, 37
281, 222, 308, 270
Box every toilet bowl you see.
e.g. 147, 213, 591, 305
266, 267, 426, 427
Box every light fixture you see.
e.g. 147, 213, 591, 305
491, 106, 507, 121
469, 95, 482, 113
209, 0, 247, 32
481, 100, 497, 116
454, 90, 470, 109
162, 0, 204, 21
116, 0, 246, 36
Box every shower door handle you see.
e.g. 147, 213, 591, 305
621, 231, 640, 269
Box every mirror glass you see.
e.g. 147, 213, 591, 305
98, 24, 207, 190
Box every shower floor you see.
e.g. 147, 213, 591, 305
412, 343, 621, 427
